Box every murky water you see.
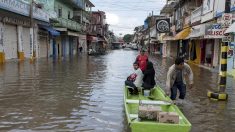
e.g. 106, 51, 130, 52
0, 50, 234, 132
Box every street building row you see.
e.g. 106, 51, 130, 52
133, 0, 235, 77
0, 0, 114, 63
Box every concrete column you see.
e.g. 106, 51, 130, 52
0, 22, 4, 63
213, 39, 220, 68
34, 27, 39, 58
162, 43, 167, 58
17, 25, 24, 61
30, 28, 34, 60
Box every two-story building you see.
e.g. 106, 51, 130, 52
87, 11, 109, 55
0, 0, 55, 63
160, 0, 235, 72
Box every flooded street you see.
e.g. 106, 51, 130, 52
0, 50, 234, 132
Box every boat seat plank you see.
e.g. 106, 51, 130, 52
129, 114, 138, 118
129, 114, 183, 120
126, 99, 172, 105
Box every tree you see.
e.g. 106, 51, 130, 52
123, 34, 133, 43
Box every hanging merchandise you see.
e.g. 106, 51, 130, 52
190, 41, 197, 61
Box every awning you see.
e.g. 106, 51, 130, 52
174, 27, 191, 40
225, 22, 235, 34
162, 35, 175, 41
87, 36, 98, 42
68, 31, 80, 37
39, 25, 60, 36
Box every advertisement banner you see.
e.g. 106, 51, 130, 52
189, 24, 206, 38
156, 18, 170, 33
202, 0, 214, 15
231, 0, 235, 11
221, 13, 233, 28
204, 23, 227, 38
214, 0, 225, 17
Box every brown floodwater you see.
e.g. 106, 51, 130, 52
0, 50, 234, 132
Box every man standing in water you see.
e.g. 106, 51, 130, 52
136, 49, 148, 72
166, 58, 194, 103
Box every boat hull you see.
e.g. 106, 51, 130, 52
124, 86, 191, 132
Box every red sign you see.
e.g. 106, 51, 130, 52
222, 13, 232, 28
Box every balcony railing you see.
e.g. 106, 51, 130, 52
191, 6, 202, 24
53, 17, 81, 32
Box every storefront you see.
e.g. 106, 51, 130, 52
204, 23, 225, 68
0, 11, 31, 60
79, 34, 87, 53
225, 21, 235, 77
174, 27, 191, 59
38, 29, 49, 58
0, 0, 50, 61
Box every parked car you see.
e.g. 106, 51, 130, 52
131, 43, 138, 50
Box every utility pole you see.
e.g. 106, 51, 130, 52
148, 11, 153, 53
219, 0, 231, 92
208, 0, 230, 101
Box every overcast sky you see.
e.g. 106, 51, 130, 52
90, 0, 166, 36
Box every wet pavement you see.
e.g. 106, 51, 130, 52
0, 49, 234, 132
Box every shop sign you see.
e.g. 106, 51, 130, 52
221, 13, 232, 28
222, 35, 232, 42
214, 0, 225, 17
156, 18, 170, 33
0, 0, 29, 16
189, 24, 206, 38
0, 0, 49, 22
231, 0, 235, 11
202, 0, 215, 15
3, 17, 30, 27
205, 23, 227, 38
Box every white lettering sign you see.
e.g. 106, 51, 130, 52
205, 23, 227, 38
221, 13, 233, 28
0, 0, 29, 16
0, 0, 49, 22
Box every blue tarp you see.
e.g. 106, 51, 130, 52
39, 25, 60, 36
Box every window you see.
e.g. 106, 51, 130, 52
58, 7, 62, 18
68, 11, 71, 19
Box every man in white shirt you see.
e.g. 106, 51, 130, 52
125, 62, 144, 94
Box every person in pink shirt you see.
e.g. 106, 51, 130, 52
136, 49, 148, 72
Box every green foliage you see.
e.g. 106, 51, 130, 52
123, 34, 133, 43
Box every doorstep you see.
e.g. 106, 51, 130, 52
187, 61, 219, 73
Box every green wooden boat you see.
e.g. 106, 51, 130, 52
124, 86, 192, 132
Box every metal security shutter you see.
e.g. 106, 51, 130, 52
22, 27, 30, 58
4, 24, 17, 59
39, 36, 48, 58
